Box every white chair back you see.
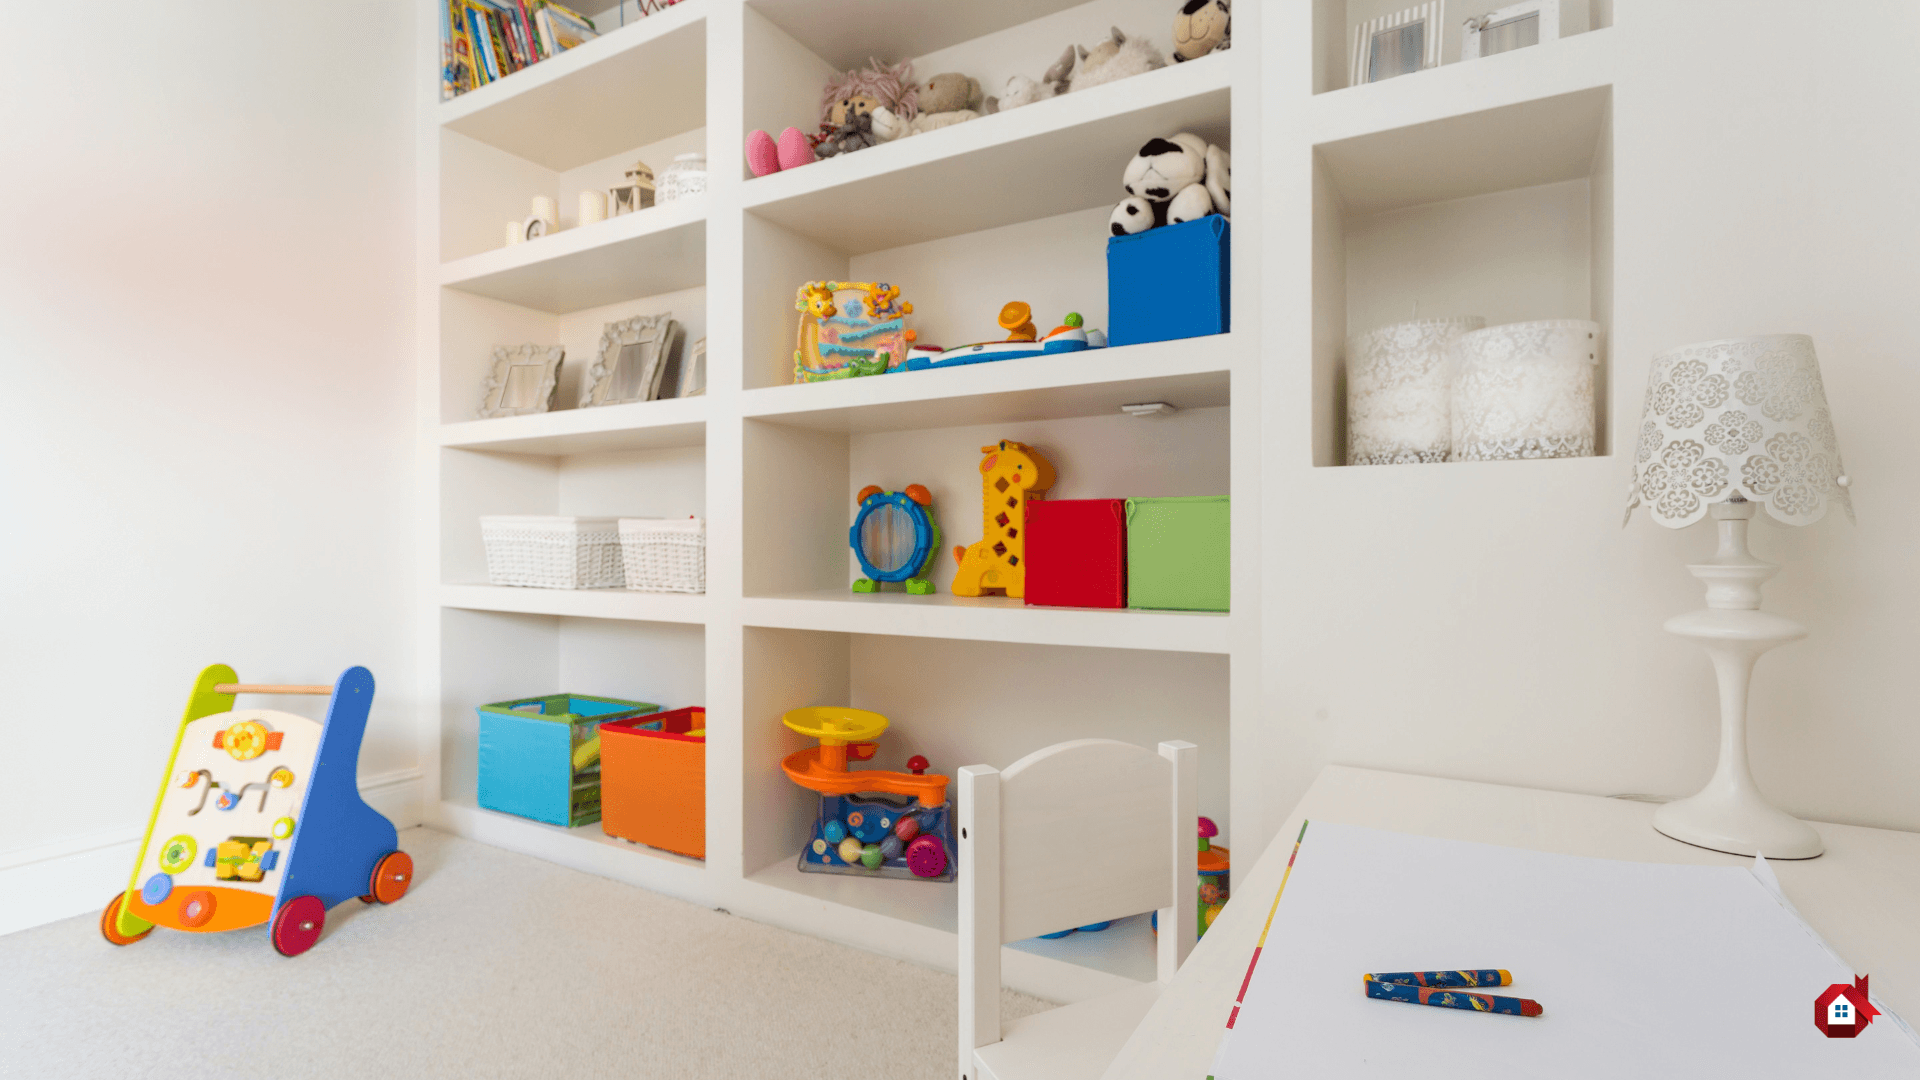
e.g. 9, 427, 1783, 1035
958, 738, 1197, 1079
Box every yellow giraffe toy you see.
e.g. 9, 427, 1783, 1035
950, 439, 1056, 598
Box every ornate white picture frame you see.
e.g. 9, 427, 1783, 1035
478, 343, 564, 418
1351, 2, 1443, 85
1462, 0, 1560, 60
679, 337, 707, 397
582, 313, 682, 408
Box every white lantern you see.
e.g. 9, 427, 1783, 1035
1450, 319, 1600, 461
1346, 317, 1484, 465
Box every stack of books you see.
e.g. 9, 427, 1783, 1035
441, 0, 599, 100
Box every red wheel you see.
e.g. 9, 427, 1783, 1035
369, 851, 413, 904
271, 895, 325, 956
100, 893, 150, 946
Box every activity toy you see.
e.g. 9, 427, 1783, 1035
1023, 498, 1128, 608
601, 706, 706, 859
1152, 816, 1231, 938
793, 281, 917, 382
1173, 0, 1232, 62
1108, 215, 1231, 345
101, 666, 411, 957
903, 306, 1106, 372
994, 46, 1076, 112
1068, 27, 1166, 93
1111, 132, 1231, 236
781, 707, 954, 881
951, 440, 1056, 599
1126, 495, 1230, 611
744, 126, 815, 176
478, 693, 660, 827
850, 483, 941, 595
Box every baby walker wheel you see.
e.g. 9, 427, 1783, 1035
368, 850, 413, 904
99, 893, 150, 946
271, 895, 326, 957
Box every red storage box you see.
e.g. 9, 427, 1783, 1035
601, 706, 705, 859
1023, 499, 1127, 608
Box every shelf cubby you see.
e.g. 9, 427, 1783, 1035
1312, 83, 1613, 465
439, 199, 707, 313
739, 625, 1229, 982
440, 2, 706, 170
1313, 0, 1613, 96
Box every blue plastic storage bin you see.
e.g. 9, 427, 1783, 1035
477, 694, 660, 827
1107, 216, 1230, 347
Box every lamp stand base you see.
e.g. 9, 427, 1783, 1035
1653, 499, 1823, 860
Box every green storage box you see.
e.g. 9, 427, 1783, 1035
1125, 496, 1230, 612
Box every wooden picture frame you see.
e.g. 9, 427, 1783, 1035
1462, 0, 1561, 60
582, 313, 682, 408
1351, 2, 1443, 85
478, 343, 564, 418
679, 337, 707, 397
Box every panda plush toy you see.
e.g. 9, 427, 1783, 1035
1110, 131, 1230, 236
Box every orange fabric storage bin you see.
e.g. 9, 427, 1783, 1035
600, 706, 705, 859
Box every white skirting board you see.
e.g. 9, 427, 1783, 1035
0, 768, 425, 938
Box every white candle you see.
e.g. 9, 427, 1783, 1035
1451, 320, 1600, 461
505, 220, 525, 246
578, 190, 607, 226
530, 195, 558, 229
1346, 317, 1484, 465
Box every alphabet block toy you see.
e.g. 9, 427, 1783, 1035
102, 665, 412, 957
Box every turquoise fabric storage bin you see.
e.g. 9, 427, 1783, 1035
1107, 216, 1230, 347
477, 694, 660, 827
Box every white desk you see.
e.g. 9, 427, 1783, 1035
1106, 766, 1920, 1079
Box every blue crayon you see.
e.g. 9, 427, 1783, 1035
1366, 969, 1511, 988
1365, 978, 1543, 1016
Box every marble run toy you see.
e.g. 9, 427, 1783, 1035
850, 483, 941, 595
781, 707, 953, 881
905, 303, 1107, 372
100, 665, 410, 957
793, 280, 917, 382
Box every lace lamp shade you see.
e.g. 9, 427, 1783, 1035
1626, 334, 1853, 528
1347, 316, 1484, 465
1451, 320, 1600, 461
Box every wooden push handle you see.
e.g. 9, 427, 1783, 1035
214, 683, 333, 696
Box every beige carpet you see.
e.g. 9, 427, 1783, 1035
0, 827, 1052, 1079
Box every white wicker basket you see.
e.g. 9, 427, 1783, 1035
618, 517, 706, 594
481, 516, 624, 589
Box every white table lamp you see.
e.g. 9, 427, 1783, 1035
1626, 334, 1852, 859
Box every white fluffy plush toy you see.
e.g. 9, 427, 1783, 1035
1109, 132, 1230, 235
1069, 27, 1166, 92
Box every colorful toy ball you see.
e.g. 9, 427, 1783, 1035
823, 819, 848, 844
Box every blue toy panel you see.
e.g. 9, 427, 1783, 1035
275, 666, 398, 917
905, 336, 1092, 372
798, 793, 956, 883
1108, 216, 1231, 347
851, 493, 934, 583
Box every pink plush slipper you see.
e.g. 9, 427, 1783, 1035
745, 129, 780, 177
776, 126, 816, 171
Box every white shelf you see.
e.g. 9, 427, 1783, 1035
748, 0, 1088, 72
440, 395, 708, 455
741, 590, 1233, 654
439, 199, 706, 313
748, 857, 1156, 984
741, 56, 1231, 254
742, 335, 1233, 434
1312, 30, 1615, 215
437, 801, 707, 893
439, 2, 707, 171
441, 583, 709, 625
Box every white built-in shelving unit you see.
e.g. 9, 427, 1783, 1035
415, 0, 1614, 1003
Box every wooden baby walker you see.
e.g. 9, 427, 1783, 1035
101, 664, 411, 957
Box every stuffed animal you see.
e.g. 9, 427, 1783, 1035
871, 73, 987, 141
813, 58, 917, 156
1173, 0, 1231, 62
1109, 131, 1230, 235
744, 126, 816, 176
1069, 27, 1166, 92
994, 46, 1076, 112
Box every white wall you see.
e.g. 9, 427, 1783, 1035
0, 3, 418, 930
1257, 0, 1920, 854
